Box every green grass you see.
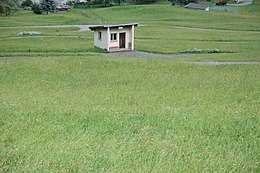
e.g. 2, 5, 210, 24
0, 1, 260, 172
135, 25, 260, 54
0, 27, 92, 38
0, 9, 101, 27
0, 27, 96, 54
0, 56, 259, 172
89, 4, 260, 31
0, 37, 93, 53
0, 25, 259, 55
179, 53, 260, 62
0, 2, 260, 56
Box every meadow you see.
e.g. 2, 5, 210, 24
0, 1, 260, 58
0, 0, 259, 172
1, 56, 259, 172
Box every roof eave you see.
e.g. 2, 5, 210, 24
89, 23, 138, 31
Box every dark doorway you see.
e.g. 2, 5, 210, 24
119, 33, 126, 48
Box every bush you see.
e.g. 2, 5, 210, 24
182, 48, 223, 54
134, 0, 155, 4
21, 0, 33, 8
172, 0, 197, 6
32, 3, 42, 14
17, 31, 42, 36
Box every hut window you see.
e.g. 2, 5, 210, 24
98, 32, 102, 40
110, 33, 117, 41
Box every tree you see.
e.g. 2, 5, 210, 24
40, 0, 56, 14
0, 0, 19, 16
114, 0, 124, 6
127, 0, 155, 5
103, 0, 111, 6
32, 3, 42, 14
21, 0, 33, 8
172, 0, 197, 6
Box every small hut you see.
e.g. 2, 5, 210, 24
89, 23, 138, 52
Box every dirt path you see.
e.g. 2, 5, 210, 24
103, 51, 194, 59
0, 51, 193, 60
0, 25, 99, 31
1, 51, 259, 66
1, 24, 259, 33
1, 55, 259, 67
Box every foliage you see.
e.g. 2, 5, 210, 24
73, 0, 113, 8
0, 0, 19, 16
40, 0, 56, 14
32, 3, 42, 14
73, 0, 155, 8
134, 0, 156, 4
21, 0, 33, 8
103, 0, 112, 6
172, 0, 197, 6
17, 31, 42, 36
182, 48, 221, 53
114, 0, 125, 5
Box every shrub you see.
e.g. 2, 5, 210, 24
21, 0, 33, 8
32, 3, 42, 14
172, 0, 198, 6
17, 31, 42, 36
182, 48, 223, 54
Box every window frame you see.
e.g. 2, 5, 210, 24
98, 31, 102, 40
110, 33, 117, 42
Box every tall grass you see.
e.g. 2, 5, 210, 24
0, 56, 259, 171
0, 2, 259, 172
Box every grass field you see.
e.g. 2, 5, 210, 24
0, 1, 260, 57
1, 56, 259, 172
0, 0, 259, 172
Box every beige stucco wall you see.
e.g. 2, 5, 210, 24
94, 29, 108, 50
109, 27, 132, 50
93, 26, 134, 51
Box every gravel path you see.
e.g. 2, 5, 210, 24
0, 51, 194, 60
1, 54, 259, 66
0, 25, 99, 31
1, 24, 259, 34
103, 51, 194, 59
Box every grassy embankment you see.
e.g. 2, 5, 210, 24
0, 1, 259, 172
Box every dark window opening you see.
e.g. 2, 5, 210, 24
111, 33, 117, 41
98, 32, 102, 40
